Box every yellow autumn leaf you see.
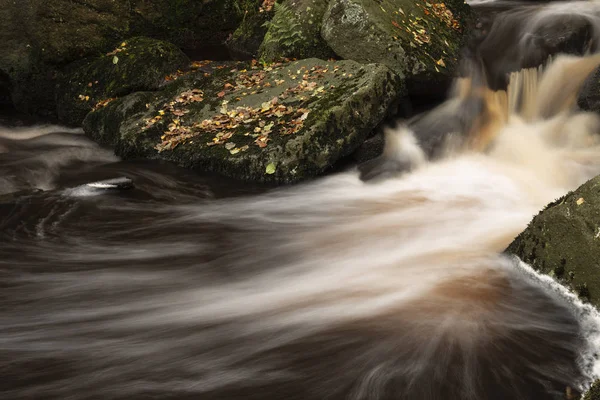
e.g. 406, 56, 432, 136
265, 163, 276, 174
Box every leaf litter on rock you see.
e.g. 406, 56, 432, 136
151, 61, 353, 153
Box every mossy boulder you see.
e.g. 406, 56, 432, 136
56, 37, 190, 127
506, 175, 600, 307
258, 0, 337, 62
321, 0, 471, 96
585, 380, 600, 400
0, 0, 254, 118
0, 0, 132, 117
226, 1, 278, 60
129, 0, 255, 54
83, 58, 403, 183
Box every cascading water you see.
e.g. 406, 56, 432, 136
5, 7, 600, 400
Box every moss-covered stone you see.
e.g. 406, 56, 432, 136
258, 0, 337, 62
83, 59, 404, 184
227, 1, 276, 60
0, 0, 253, 119
56, 37, 190, 127
321, 0, 470, 96
129, 0, 250, 53
506, 175, 600, 307
585, 380, 600, 400
0, 0, 132, 118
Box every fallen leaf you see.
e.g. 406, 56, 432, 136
113, 56, 119, 65
577, 197, 585, 205
265, 163, 276, 174
217, 91, 226, 98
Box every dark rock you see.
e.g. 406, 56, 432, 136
0, 0, 132, 118
506, 175, 600, 308
579, 67, 600, 113
227, 1, 276, 60
585, 380, 600, 400
83, 58, 404, 184
477, 4, 597, 90
56, 37, 190, 127
321, 0, 471, 97
0, 0, 253, 119
352, 132, 385, 163
128, 0, 252, 54
259, 0, 337, 62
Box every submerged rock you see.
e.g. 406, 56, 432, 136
321, 0, 471, 96
258, 0, 336, 62
56, 37, 190, 127
83, 58, 403, 183
506, 176, 600, 308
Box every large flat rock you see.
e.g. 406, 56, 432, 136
83, 58, 403, 183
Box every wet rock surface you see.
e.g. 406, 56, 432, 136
259, 0, 336, 62
476, 3, 598, 89
321, 0, 470, 96
56, 37, 190, 127
0, 0, 258, 118
83, 58, 403, 183
506, 175, 600, 308
579, 66, 600, 114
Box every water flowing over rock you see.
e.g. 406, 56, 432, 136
321, 0, 470, 96
83, 58, 403, 183
476, 2, 600, 90
56, 37, 190, 127
506, 176, 600, 308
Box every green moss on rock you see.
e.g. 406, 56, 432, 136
585, 380, 600, 400
83, 59, 404, 184
258, 0, 337, 62
506, 175, 600, 307
0, 0, 256, 119
0, 0, 132, 118
56, 37, 190, 126
321, 0, 470, 95
227, 1, 275, 60
129, 0, 251, 52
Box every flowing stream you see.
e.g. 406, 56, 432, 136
5, 2, 600, 400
